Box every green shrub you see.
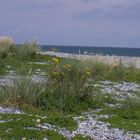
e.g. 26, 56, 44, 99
37, 60, 93, 113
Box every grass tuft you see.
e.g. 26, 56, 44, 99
0, 36, 15, 58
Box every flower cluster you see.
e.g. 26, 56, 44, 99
52, 58, 60, 64
85, 68, 91, 76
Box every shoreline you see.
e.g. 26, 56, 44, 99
38, 51, 140, 69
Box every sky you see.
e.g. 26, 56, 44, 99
0, 0, 140, 47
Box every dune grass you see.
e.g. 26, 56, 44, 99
0, 36, 15, 59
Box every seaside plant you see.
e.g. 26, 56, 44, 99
0, 36, 15, 58
17, 40, 40, 60
37, 58, 94, 113
108, 59, 125, 81
1, 73, 43, 107
0, 62, 47, 107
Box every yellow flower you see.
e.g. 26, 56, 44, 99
63, 65, 67, 69
86, 68, 90, 71
54, 78, 57, 82
85, 68, 91, 76
66, 64, 71, 68
52, 58, 59, 64
53, 71, 59, 77
63, 64, 71, 71
61, 72, 64, 76
86, 71, 90, 76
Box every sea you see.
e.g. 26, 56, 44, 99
41, 45, 140, 57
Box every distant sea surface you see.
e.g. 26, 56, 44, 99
41, 45, 140, 57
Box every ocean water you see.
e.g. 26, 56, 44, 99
41, 45, 140, 57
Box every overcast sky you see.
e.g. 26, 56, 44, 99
0, 0, 140, 47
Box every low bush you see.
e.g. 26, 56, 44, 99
37, 59, 94, 113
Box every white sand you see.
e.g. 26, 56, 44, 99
38, 51, 140, 69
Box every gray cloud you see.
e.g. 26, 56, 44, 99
0, 0, 140, 47
76, 0, 140, 21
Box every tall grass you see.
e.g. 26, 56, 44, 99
107, 59, 126, 81
0, 36, 15, 58
17, 40, 40, 60
1, 73, 45, 107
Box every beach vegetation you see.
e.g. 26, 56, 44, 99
98, 97, 140, 134
36, 59, 94, 113
0, 39, 140, 138
16, 40, 40, 60
0, 36, 15, 58
0, 113, 66, 139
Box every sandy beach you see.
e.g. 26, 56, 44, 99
39, 51, 140, 69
